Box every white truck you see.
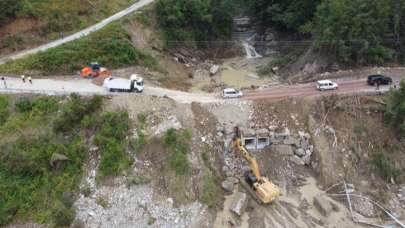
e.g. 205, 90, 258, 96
103, 74, 144, 93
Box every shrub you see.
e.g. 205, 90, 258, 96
0, 24, 159, 75
51, 200, 76, 227
95, 111, 131, 180
15, 98, 33, 113
200, 170, 219, 207
54, 94, 102, 133
164, 129, 192, 175
0, 96, 9, 125
32, 96, 59, 115
373, 152, 400, 182
384, 80, 405, 135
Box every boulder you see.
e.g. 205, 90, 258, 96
314, 195, 332, 217
290, 155, 305, 166
271, 145, 294, 156
230, 192, 248, 216
221, 179, 235, 193
284, 137, 298, 146
301, 154, 312, 165
210, 65, 220, 75
295, 148, 306, 157
50, 153, 69, 170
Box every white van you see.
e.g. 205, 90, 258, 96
316, 80, 338, 91
222, 88, 243, 98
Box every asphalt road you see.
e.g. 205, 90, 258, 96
0, 0, 154, 65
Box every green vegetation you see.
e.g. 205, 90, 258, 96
0, 0, 134, 34
94, 111, 132, 180
163, 129, 192, 175
0, 23, 159, 75
0, 96, 9, 126
373, 152, 400, 182
0, 95, 103, 226
385, 81, 405, 134
155, 0, 234, 46
96, 197, 110, 209
133, 113, 147, 153
250, 0, 405, 64
200, 170, 219, 207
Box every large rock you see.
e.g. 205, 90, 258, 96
290, 155, 305, 166
230, 192, 248, 216
50, 153, 69, 170
221, 179, 235, 193
271, 145, 294, 156
295, 148, 306, 157
284, 137, 298, 146
314, 195, 332, 217
210, 65, 220, 75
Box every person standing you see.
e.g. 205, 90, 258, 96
21, 75, 25, 83
28, 76, 32, 84
1, 77, 6, 89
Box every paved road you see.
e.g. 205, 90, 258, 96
0, 0, 154, 65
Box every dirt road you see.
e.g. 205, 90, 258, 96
0, 76, 402, 103
0, 0, 154, 64
242, 77, 403, 101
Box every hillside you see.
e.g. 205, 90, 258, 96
0, 0, 137, 57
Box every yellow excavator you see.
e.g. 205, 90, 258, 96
232, 127, 280, 204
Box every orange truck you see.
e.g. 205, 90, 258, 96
80, 62, 111, 78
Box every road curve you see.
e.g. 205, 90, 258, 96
0, 0, 154, 65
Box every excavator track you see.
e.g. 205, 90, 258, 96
237, 177, 264, 205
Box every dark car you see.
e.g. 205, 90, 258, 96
367, 74, 392, 86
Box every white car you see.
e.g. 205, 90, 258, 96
222, 88, 243, 98
316, 80, 338, 91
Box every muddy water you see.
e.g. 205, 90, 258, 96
221, 68, 269, 89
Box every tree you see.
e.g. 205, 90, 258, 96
385, 80, 405, 135
0, 0, 21, 23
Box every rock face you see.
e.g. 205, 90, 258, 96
314, 195, 332, 217
230, 192, 248, 216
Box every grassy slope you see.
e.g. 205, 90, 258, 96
1, 0, 137, 50
0, 94, 132, 227
0, 23, 159, 75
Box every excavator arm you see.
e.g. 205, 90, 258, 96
233, 137, 262, 180
232, 126, 280, 204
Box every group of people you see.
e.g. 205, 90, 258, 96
0, 75, 33, 89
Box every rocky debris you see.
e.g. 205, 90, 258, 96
314, 195, 333, 217
210, 65, 220, 75
75, 184, 209, 228
398, 185, 405, 202
352, 197, 376, 218
290, 155, 305, 166
283, 137, 298, 146
230, 192, 248, 216
271, 145, 294, 156
151, 115, 182, 136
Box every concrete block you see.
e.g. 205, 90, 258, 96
230, 192, 248, 216
271, 145, 294, 156
314, 195, 332, 217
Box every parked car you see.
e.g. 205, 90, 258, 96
222, 88, 243, 98
367, 74, 392, 86
316, 80, 338, 91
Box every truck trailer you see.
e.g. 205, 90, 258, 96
103, 74, 144, 93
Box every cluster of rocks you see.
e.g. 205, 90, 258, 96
74, 183, 210, 228
270, 129, 313, 166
